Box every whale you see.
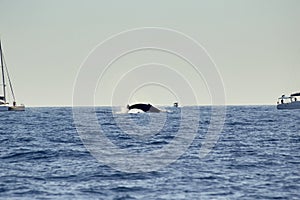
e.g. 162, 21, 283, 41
127, 103, 161, 113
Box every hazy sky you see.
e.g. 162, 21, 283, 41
0, 0, 299, 106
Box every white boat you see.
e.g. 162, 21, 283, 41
0, 39, 25, 111
277, 93, 300, 110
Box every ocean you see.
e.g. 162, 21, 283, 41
0, 106, 299, 199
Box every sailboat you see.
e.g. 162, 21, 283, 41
0, 39, 25, 111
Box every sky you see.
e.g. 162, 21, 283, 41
0, 0, 299, 106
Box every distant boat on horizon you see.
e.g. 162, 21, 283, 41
0, 39, 25, 111
277, 92, 300, 110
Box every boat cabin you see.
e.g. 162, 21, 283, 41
277, 92, 300, 109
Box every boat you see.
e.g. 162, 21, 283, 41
0, 39, 25, 111
277, 92, 300, 110
126, 103, 161, 113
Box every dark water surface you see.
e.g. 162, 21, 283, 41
0, 106, 299, 199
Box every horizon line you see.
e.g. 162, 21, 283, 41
25, 104, 276, 108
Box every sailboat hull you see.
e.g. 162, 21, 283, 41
0, 105, 25, 111
277, 101, 300, 110
8, 105, 25, 111
0, 105, 9, 111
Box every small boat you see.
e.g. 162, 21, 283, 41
0, 39, 25, 111
126, 103, 161, 113
277, 92, 300, 110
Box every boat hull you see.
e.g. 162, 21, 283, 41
277, 101, 300, 110
0, 105, 9, 111
0, 105, 25, 111
8, 105, 25, 111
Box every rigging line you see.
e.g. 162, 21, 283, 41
0, 40, 6, 101
2, 54, 16, 101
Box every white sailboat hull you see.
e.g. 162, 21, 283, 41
8, 105, 25, 111
277, 101, 300, 110
0, 105, 9, 111
0, 104, 25, 111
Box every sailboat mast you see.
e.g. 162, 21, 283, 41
0, 39, 6, 102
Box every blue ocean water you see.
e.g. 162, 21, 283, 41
0, 106, 300, 199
